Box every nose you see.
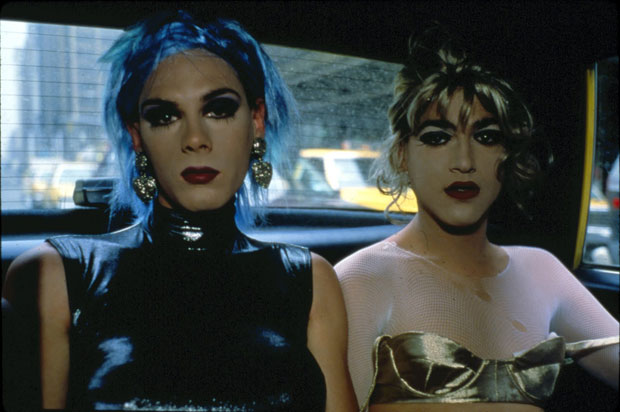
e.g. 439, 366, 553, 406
181, 117, 212, 152
450, 136, 476, 173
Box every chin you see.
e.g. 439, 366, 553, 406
431, 211, 489, 235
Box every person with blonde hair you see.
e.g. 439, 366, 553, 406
336, 25, 618, 411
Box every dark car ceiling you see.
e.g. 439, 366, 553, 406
2, 1, 617, 64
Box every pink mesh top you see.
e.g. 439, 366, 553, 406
336, 242, 619, 407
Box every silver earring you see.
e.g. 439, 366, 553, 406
132, 152, 157, 202
250, 137, 272, 188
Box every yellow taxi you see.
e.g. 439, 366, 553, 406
28, 162, 98, 208
291, 148, 418, 213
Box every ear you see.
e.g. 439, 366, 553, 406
252, 98, 266, 138
126, 123, 143, 152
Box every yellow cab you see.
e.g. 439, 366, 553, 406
292, 148, 417, 213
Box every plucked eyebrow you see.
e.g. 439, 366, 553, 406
415, 117, 498, 135
200, 88, 241, 102
140, 88, 242, 113
473, 117, 498, 130
140, 99, 177, 115
415, 119, 456, 133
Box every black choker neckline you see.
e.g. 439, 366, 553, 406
150, 200, 239, 252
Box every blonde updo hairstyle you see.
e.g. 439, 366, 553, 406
375, 24, 541, 219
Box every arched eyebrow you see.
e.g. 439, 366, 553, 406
140, 88, 241, 113
415, 119, 456, 134
201, 88, 241, 102
140, 99, 177, 114
473, 117, 498, 129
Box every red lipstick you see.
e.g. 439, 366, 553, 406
445, 181, 480, 200
181, 167, 220, 184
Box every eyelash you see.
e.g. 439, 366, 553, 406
142, 97, 241, 128
418, 131, 450, 146
203, 97, 240, 119
143, 107, 178, 128
418, 130, 503, 146
474, 130, 503, 145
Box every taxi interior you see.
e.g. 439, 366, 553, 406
1, 1, 618, 410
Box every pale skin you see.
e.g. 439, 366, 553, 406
2, 50, 357, 411
370, 91, 538, 412
392, 92, 509, 281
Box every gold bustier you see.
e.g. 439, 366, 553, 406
364, 331, 618, 409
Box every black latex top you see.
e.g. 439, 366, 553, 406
48, 201, 325, 411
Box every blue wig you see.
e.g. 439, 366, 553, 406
100, 10, 297, 229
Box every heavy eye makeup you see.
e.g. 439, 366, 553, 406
473, 128, 503, 146
415, 118, 503, 147
418, 130, 452, 146
414, 119, 455, 146
141, 101, 180, 128
472, 118, 503, 146
417, 128, 503, 146
203, 96, 240, 119
140, 91, 241, 128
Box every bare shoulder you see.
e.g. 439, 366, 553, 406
311, 253, 338, 281
308, 252, 348, 336
3, 242, 69, 323
4, 242, 71, 408
310, 253, 343, 313
308, 253, 358, 411
7, 241, 63, 267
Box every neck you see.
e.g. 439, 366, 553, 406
396, 209, 504, 277
150, 199, 239, 252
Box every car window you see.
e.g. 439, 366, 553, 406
332, 158, 370, 187
581, 56, 619, 268
1, 20, 119, 210
1, 19, 412, 213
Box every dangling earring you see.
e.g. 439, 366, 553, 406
132, 152, 157, 202
250, 137, 272, 188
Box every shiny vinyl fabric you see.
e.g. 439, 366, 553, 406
47, 202, 325, 411
365, 331, 618, 409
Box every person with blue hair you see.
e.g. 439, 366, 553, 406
2, 10, 358, 411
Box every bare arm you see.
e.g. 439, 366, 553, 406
3, 242, 71, 408
307, 253, 359, 412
